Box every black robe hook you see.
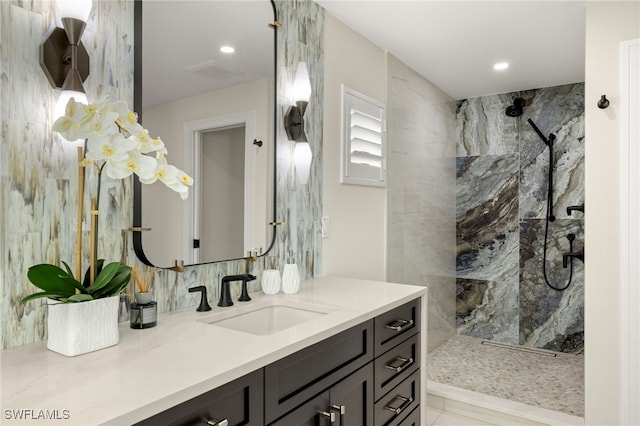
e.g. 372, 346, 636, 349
597, 95, 609, 109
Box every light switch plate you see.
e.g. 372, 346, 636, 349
321, 216, 330, 239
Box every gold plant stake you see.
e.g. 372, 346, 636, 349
75, 146, 85, 286
90, 197, 98, 284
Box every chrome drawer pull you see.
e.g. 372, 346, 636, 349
330, 404, 346, 415
384, 395, 414, 415
206, 419, 228, 426
384, 356, 414, 373
318, 410, 336, 423
385, 319, 413, 332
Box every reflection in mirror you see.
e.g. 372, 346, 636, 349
133, 1, 277, 267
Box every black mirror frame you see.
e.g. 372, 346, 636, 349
132, 0, 279, 267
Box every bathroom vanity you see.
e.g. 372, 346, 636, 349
1, 276, 427, 425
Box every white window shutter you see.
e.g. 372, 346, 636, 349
341, 86, 386, 187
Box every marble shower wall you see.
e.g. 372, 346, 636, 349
386, 55, 457, 352
0, 0, 324, 350
456, 83, 585, 353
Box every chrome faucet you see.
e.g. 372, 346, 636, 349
218, 274, 256, 307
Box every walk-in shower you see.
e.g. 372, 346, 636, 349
444, 83, 585, 417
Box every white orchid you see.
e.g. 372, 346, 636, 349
53, 97, 193, 198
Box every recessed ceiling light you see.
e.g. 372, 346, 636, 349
220, 46, 235, 54
494, 62, 509, 71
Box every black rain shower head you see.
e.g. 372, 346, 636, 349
505, 97, 526, 117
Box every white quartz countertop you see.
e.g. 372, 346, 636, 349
1, 276, 427, 425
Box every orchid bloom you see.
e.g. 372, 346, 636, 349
53, 97, 191, 199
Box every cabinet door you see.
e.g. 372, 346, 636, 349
264, 320, 373, 423
269, 392, 332, 426
135, 370, 263, 426
330, 363, 374, 426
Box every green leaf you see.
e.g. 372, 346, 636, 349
27, 264, 83, 297
20, 291, 63, 304
61, 261, 74, 278
82, 259, 105, 288
67, 294, 94, 303
91, 264, 131, 298
87, 262, 121, 294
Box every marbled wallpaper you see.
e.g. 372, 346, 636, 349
456, 83, 585, 353
0, 0, 324, 350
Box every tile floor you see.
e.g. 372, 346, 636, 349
427, 335, 584, 417
426, 407, 495, 426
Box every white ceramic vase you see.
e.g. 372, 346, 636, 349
47, 295, 120, 357
281, 263, 300, 294
261, 269, 281, 295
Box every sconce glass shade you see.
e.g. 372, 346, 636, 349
292, 62, 311, 103
294, 141, 312, 184
56, 0, 92, 22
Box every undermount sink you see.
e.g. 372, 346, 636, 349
198, 298, 336, 336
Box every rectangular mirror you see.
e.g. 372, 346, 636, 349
132, 0, 278, 267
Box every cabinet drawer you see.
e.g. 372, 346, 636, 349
374, 333, 420, 400
398, 406, 420, 426
374, 299, 420, 356
269, 391, 331, 426
135, 369, 263, 426
265, 320, 374, 424
374, 370, 420, 426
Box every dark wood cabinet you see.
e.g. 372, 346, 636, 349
270, 364, 374, 426
374, 299, 421, 357
137, 297, 422, 426
374, 333, 420, 401
374, 370, 420, 426
135, 369, 264, 426
264, 320, 373, 423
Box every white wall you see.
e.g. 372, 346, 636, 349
141, 79, 272, 266
201, 127, 245, 260
322, 12, 387, 280
584, 2, 640, 424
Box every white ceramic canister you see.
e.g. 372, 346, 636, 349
281, 254, 300, 294
261, 269, 281, 295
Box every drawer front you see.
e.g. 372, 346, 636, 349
374, 333, 420, 401
397, 406, 420, 426
374, 370, 420, 426
374, 299, 420, 356
135, 369, 263, 426
264, 320, 374, 424
269, 391, 331, 426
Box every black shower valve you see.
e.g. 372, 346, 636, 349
566, 204, 585, 216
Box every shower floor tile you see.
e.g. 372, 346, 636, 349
427, 334, 584, 417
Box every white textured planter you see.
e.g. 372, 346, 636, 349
47, 296, 120, 357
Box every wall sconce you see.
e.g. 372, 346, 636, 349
284, 62, 312, 184
40, 0, 92, 114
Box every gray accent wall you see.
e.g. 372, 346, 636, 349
386, 54, 458, 352
456, 83, 585, 353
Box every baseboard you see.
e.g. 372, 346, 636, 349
427, 382, 584, 426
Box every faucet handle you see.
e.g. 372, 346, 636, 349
238, 274, 256, 302
188, 286, 212, 312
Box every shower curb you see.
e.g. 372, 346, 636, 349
427, 381, 584, 426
